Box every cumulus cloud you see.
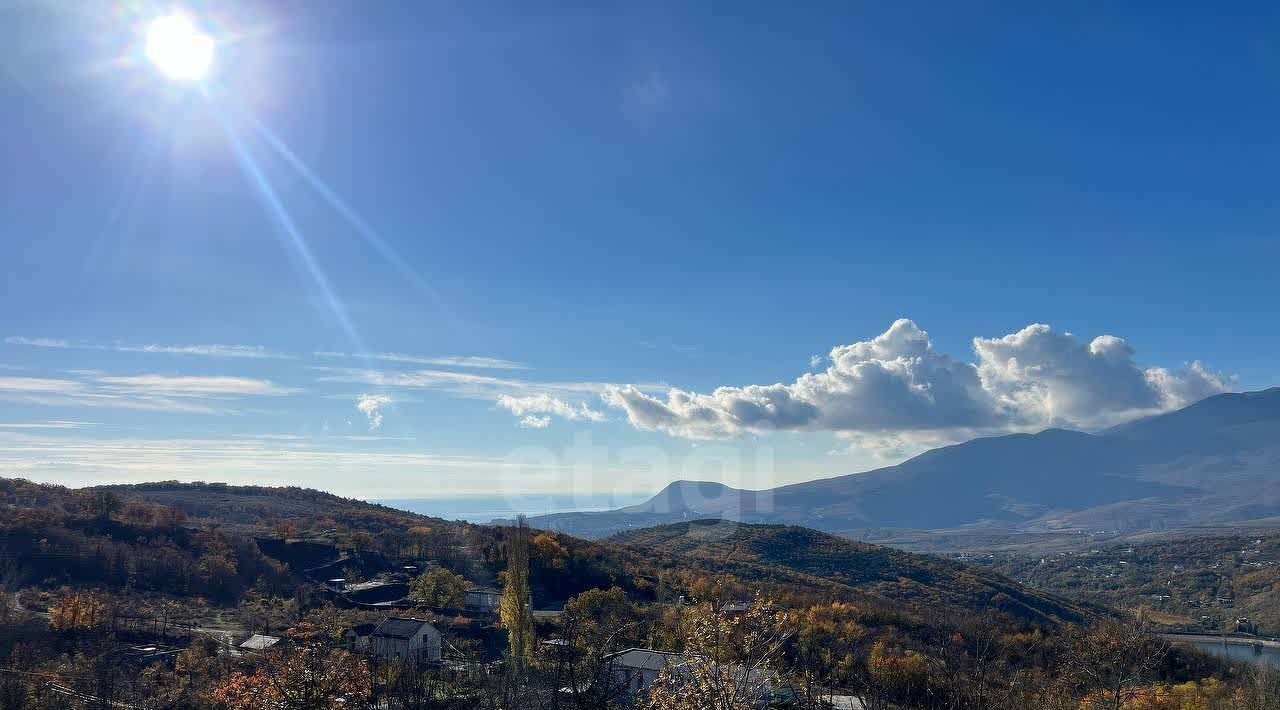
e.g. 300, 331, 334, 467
356, 394, 392, 430
972, 325, 1233, 426
603, 319, 1231, 442
497, 393, 606, 428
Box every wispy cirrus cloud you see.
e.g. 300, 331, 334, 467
96, 374, 296, 397
316, 365, 661, 404
0, 372, 296, 414
314, 351, 528, 370
5, 336, 292, 360
0, 432, 654, 497
0, 420, 95, 430
315, 365, 658, 429
5, 337, 71, 348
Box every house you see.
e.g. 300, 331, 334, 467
343, 623, 377, 652
604, 648, 685, 695
239, 634, 281, 653
116, 644, 181, 666
370, 617, 442, 662
604, 647, 793, 705
465, 586, 502, 613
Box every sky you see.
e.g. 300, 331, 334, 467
1, 1, 1277, 501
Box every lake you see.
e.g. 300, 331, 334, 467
1162, 634, 1280, 668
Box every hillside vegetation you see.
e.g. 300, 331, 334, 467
610, 520, 1093, 626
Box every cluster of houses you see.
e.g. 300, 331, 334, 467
235, 585, 504, 665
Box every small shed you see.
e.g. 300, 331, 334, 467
239, 634, 281, 652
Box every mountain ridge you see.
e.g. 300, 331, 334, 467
527, 388, 1280, 541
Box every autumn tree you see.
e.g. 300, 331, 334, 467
49, 589, 109, 631
500, 515, 534, 671
641, 596, 791, 710
212, 645, 371, 710
1066, 617, 1168, 710
1232, 665, 1280, 710
84, 489, 121, 520
408, 567, 470, 608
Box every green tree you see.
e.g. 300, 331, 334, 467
408, 567, 469, 608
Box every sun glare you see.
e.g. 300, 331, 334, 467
145, 14, 214, 81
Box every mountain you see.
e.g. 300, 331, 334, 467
528, 388, 1280, 541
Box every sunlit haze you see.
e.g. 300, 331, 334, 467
144, 13, 214, 81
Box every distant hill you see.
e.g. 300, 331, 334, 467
609, 520, 1092, 625
0, 477, 1087, 626
528, 388, 1280, 541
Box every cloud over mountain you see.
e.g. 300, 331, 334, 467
603, 319, 1230, 442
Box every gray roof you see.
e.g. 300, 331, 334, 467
373, 617, 435, 640
239, 634, 281, 650
605, 648, 684, 672
467, 586, 501, 594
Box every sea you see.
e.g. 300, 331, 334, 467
375, 492, 652, 525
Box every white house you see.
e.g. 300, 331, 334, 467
604, 648, 685, 695
370, 617, 441, 662
465, 586, 501, 613
604, 647, 793, 705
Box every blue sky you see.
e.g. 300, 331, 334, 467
1, 1, 1277, 500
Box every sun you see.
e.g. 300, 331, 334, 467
145, 14, 215, 81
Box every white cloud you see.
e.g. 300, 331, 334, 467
0, 372, 295, 414
0, 420, 94, 430
356, 394, 392, 430
315, 365, 663, 403
0, 376, 83, 394
496, 393, 606, 428
603, 319, 1231, 444
95, 374, 295, 397
972, 324, 1233, 426
5, 336, 71, 348
0, 432, 654, 498
117, 344, 293, 359
315, 351, 527, 370
6, 337, 291, 359
519, 414, 552, 429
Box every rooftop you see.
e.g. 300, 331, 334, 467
239, 634, 281, 651
374, 617, 436, 640
605, 648, 685, 672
